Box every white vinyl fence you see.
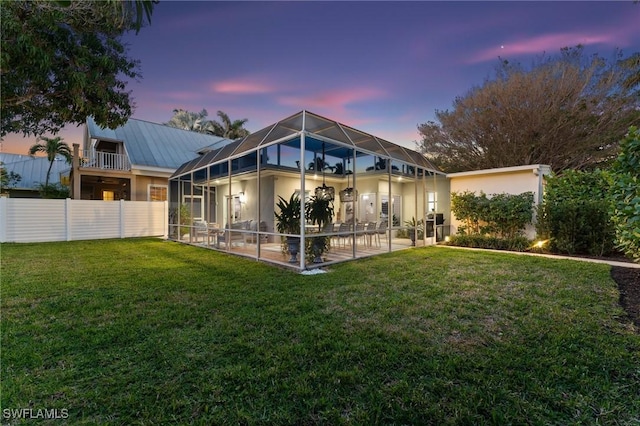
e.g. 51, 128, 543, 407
0, 198, 168, 243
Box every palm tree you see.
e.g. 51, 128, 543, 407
210, 110, 250, 139
28, 136, 72, 187
164, 108, 214, 134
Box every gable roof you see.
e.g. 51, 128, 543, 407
86, 117, 233, 170
0, 153, 69, 189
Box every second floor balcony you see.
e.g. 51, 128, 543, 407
80, 149, 131, 171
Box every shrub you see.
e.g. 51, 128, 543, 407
168, 203, 191, 237
536, 170, 615, 256
451, 191, 534, 239
446, 235, 530, 252
610, 126, 640, 262
37, 183, 69, 199
482, 192, 534, 239
450, 190, 487, 234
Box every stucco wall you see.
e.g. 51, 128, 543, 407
448, 165, 550, 239
132, 175, 170, 201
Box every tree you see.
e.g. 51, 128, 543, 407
610, 127, 640, 262
210, 110, 250, 139
418, 46, 640, 173
164, 109, 214, 134
28, 136, 72, 187
0, 163, 22, 194
0, 0, 158, 137
164, 109, 251, 139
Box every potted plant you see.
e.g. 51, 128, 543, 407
405, 216, 424, 246
275, 193, 302, 263
169, 203, 191, 240
305, 194, 334, 263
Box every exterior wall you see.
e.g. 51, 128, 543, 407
73, 141, 175, 202
0, 198, 168, 243
448, 165, 550, 239
133, 175, 170, 201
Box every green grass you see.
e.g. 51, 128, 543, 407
2, 238, 639, 425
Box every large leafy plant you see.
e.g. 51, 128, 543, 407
304, 195, 334, 261
275, 194, 301, 235
304, 195, 334, 230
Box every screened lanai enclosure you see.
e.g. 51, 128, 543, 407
169, 111, 449, 270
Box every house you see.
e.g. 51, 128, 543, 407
70, 118, 232, 201
0, 153, 70, 198
3, 112, 550, 265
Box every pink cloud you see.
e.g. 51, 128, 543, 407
278, 88, 386, 112
468, 32, 617, 63
211, 79, 274, 95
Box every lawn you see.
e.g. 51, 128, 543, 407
2, 238, 639, 425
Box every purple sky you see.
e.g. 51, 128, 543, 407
3, 1, 639, 154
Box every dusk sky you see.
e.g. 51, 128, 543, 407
3, 1, 639, 154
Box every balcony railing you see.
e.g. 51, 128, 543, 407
80, 149, 131, 171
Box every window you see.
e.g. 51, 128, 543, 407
427, 191, 437, 213
359, 193, 376, 222
149, 185, 168, 201
102, 190, 115, 201
381, 194, 402, 226
222, 195, 242, 225
183, 195, 204, 221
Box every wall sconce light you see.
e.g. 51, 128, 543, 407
239, 191, 246, 203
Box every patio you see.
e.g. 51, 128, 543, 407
188, 232, 423, 268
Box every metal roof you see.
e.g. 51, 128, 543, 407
0, 153, 69, 189
171, 110, 440, 178
86, 117, 232, 170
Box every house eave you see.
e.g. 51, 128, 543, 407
447, 164, 551, 178
131, 165, 175, 178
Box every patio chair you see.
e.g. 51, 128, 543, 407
217, 221, 249, 248
365, 221, 378, 247
355, 222, 365, 246
376, 220, 388, 247
193, 220, 209, 243
320, 221, 335, 247
244, 220, 269, 244
335, 222, 351, 248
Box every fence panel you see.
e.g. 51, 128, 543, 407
0, 198, 168, 243
70, 200, 121, 241
124, 201, 167, 237
1, 199, 67, 243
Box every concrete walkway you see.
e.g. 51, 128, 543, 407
435, 245, 640, 269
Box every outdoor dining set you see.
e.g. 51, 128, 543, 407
191, 219, 390, 249
313, 220, 389, 249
